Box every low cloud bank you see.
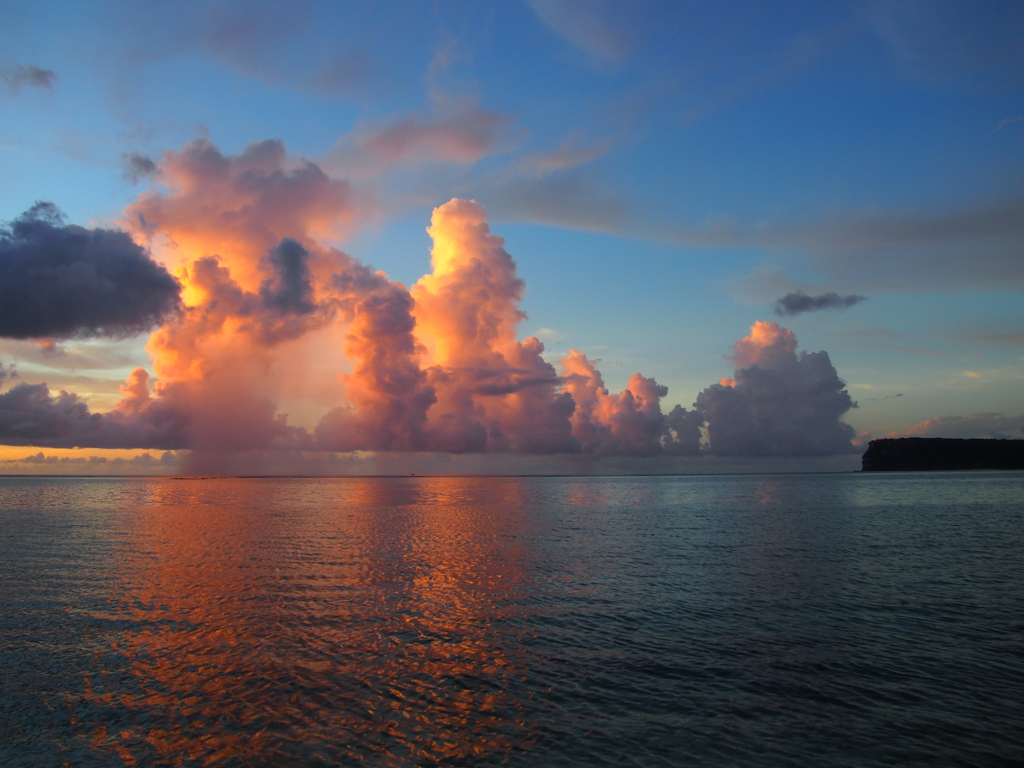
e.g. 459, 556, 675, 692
885, 413, 1024, 440
1, 450, 180, 476
0, 372, 187, 449
0, 319, 857, 459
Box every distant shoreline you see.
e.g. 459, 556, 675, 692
862, 438, 1024, 471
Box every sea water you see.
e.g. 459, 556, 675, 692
1, 473, 1022, 766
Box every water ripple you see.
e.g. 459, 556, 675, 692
1, 473, 1023, 766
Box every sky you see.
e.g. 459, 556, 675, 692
0, 0, 1022, 475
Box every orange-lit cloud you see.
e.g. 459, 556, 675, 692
125, 138, 361, 287
0, 138, 862, 461
119, 140, 370, 452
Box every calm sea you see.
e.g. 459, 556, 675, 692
1, 473, 1022, 767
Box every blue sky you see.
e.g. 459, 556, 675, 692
1, 0, 1022, 468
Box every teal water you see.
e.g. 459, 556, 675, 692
1, 472, 1023, 766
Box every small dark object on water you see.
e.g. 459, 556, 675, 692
862, 437, 1024, 471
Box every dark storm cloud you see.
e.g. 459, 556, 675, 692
260, 238, 316, 315
774, 291, 867, 316
123, 152, 158, 184
1, 63, 57, 93
0, 203, 181, 339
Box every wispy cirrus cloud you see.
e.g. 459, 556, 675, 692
964, 330, 1024, 346
327, 108, 516, 179
486, 171, 627, 232
510, 133, 611, 179
663, 195, 1024, 294
527, 0, 636, 65
870, 0, 1024, 89
108, 0, 374, 96
482, 132, 623, 232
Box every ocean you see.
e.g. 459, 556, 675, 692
1, 472, 1022, 766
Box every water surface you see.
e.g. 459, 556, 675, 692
2, 473, 1022, 766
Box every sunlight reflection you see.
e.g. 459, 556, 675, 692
83, 477, 539, 765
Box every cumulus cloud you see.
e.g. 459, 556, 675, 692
314, 261, 436, 453
415, 199, 698, 456
122, 137, 413, 452
0, 203, 181, 340
562, 351, 700, 456
409, 200, 583, 453
886, 412, 1024, 439
696, 321, 857, 456
125, 138, 361, 272
1, 63, 56, 93
774, 291, 867, 316
112, 139, 358, 452
318, 199, 696, 456
0, 160, 862, 461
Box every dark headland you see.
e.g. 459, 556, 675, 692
862, 438, 1024, 471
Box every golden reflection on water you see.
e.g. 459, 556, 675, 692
86, 477, 539, 765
